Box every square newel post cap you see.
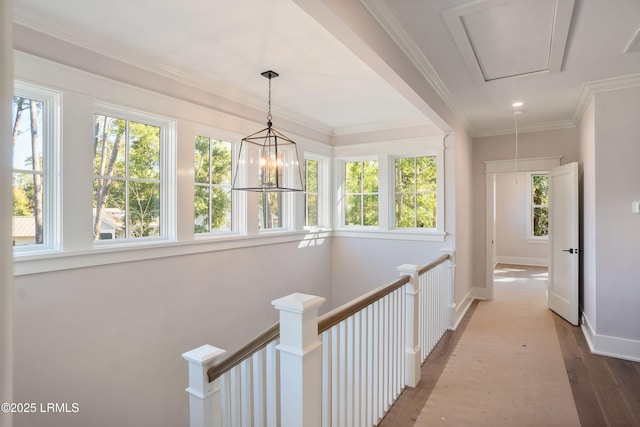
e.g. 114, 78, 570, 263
182, 344, 227, 366
272, 293, 325, 314
397, 264, 419, 274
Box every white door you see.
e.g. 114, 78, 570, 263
548, 162, 579, 325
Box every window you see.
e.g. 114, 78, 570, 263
93, 109, 173, 242
259, 192, 282, 230
194, 136, 232, 233
344, 160, 378, 226
304, 159, 319, 227
12, 83, 59, 252
395, 156, 437, 228
531, 173, 549, 238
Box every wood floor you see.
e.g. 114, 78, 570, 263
379, 266, 640, 427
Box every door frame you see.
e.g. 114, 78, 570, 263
484, 156, 562, 299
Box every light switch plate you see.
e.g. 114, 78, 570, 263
633, 201, 640, 214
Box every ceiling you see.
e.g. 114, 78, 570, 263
12, 0, 640, 138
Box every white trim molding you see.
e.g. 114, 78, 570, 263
581, 313, 640, 363
495, 256, 548, 267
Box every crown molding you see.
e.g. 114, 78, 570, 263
572, 73, 640, 125
473, 119, 576, 138
12, 21, 335, 138
332, 117, 434, 136
359, 0, 476, 136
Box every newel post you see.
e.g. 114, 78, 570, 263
397, 264, 421, 388
272, 293, 325, 427
182, 344, 227, 427
442, 248, 457, 330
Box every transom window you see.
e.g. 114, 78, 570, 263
194, 136, 232, 233
344, 160, 378, 226
394, 156, 437, 229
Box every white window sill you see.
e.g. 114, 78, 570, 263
14, 226, 447, 276
526, 237, 549, 244
332, 228, 446, 242
13, 230, 311, 276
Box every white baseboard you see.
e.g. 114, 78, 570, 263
495, 256, 548, 267
450, 286, 491, 330
581, 313, 640, 362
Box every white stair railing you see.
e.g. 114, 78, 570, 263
183, 251, 455, 427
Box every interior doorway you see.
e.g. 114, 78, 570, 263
485, 157, 562, 299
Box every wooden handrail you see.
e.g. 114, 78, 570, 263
418, 254, 450, 275
207, 322, 280, 382
206, 254, 450, 383
317, 275, 410, 334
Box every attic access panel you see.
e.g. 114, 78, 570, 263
443, 0, 575, 82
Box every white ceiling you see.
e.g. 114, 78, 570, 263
12, 0, 640, 138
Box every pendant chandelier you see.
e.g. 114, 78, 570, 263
231, 70, 304, 192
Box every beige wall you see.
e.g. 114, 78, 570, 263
1, 0, 14, 424
495, 171, 549, 265
472, 128, 580, 289
590, 87, 640, 341
14, 241, 333, 427
578, 98, 596, 325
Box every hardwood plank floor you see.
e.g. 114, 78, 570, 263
554, 314, 640, 427
379, 266, 640, 426
377, 300, 479, 427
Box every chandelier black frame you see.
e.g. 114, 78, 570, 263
231, 70, 304, 192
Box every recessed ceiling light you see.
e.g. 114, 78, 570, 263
512, 101, 524, 108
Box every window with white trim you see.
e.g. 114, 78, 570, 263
93, 107, 174, 242
258, 192, 282, 230
304, 158, 319, 227
194, 136, 232, 233
344, 160, 378, 226
394, 156, 437, 229
12, 83, 60, 253
529, 173, 549, 239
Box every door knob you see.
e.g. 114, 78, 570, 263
562, 248, 575, 254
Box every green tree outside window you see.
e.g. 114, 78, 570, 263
395, 156, 437, 228
12, 96, 45, 246
93, 115, 161, 240
194, 136, 232, 233
305, 159, 319, 227
345, 160, 378, 226
532, 174, 549, 237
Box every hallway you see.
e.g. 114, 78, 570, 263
379, 265, 640, 426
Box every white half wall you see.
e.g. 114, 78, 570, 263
330, 236, 448, 306
13, 240, 332, 427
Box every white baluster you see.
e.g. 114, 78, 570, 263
272, 293, 325, 427
265, 341, 279, 427
182, 344, 227, 427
